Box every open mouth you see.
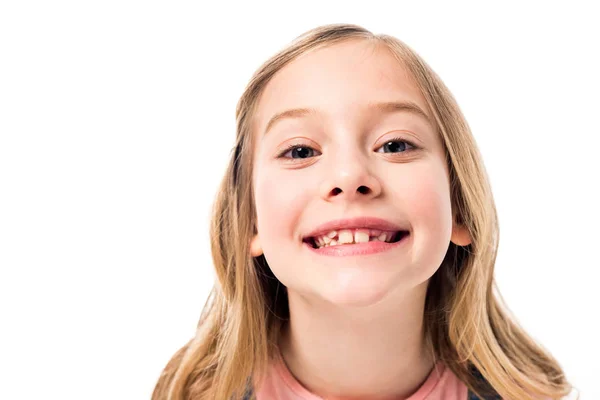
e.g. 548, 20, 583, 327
302, 229, 409, 249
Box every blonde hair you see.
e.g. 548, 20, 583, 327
152, 23, 574, 400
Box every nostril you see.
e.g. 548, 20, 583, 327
358, 186, 370, 194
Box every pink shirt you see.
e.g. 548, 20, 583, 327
254, 350, 469, 400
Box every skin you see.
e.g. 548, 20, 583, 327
249, 39, 471, 399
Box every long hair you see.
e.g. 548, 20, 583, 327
151, 23, 573, 400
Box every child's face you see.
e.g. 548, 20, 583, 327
250, 39, 470, 307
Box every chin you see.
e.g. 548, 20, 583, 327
314, 273, 399, 308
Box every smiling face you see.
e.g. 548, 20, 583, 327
249, 39, 470, 307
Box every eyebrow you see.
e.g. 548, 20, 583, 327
263, 100, 433, 137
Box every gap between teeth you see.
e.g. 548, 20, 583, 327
313, 229, 398, 248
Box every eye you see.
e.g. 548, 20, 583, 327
375, 137, 418, 154
277, 144, 321, 160
276, 136, 419, 160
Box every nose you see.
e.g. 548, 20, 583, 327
319, 154, 382, 202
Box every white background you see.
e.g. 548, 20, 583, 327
1, 1, 598, 399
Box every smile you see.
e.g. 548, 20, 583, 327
303, 229, 410, 257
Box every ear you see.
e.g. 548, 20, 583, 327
451, 222, 471, 246
250, 233, 263, 257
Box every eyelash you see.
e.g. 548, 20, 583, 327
276, 136, 419, 160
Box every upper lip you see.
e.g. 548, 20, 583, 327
302, 216, 409, 239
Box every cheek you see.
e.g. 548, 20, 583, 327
253, 166, 310, 243
253, 166, 315, 287
389, 160, 453, 275
406, 164, 452, 232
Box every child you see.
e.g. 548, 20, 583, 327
152, 23, 575, 400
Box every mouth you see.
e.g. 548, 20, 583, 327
302, 228, 409, 249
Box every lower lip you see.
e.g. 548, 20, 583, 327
303, 232, 410, 257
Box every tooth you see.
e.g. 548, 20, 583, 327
338, 230, 353, 244
370, 229, 382, 237
354, 231, 369, 243
316, 229, 397, 247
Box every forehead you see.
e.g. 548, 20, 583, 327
253, 39, 434, 137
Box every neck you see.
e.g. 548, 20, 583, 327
278, 282, 435, 400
